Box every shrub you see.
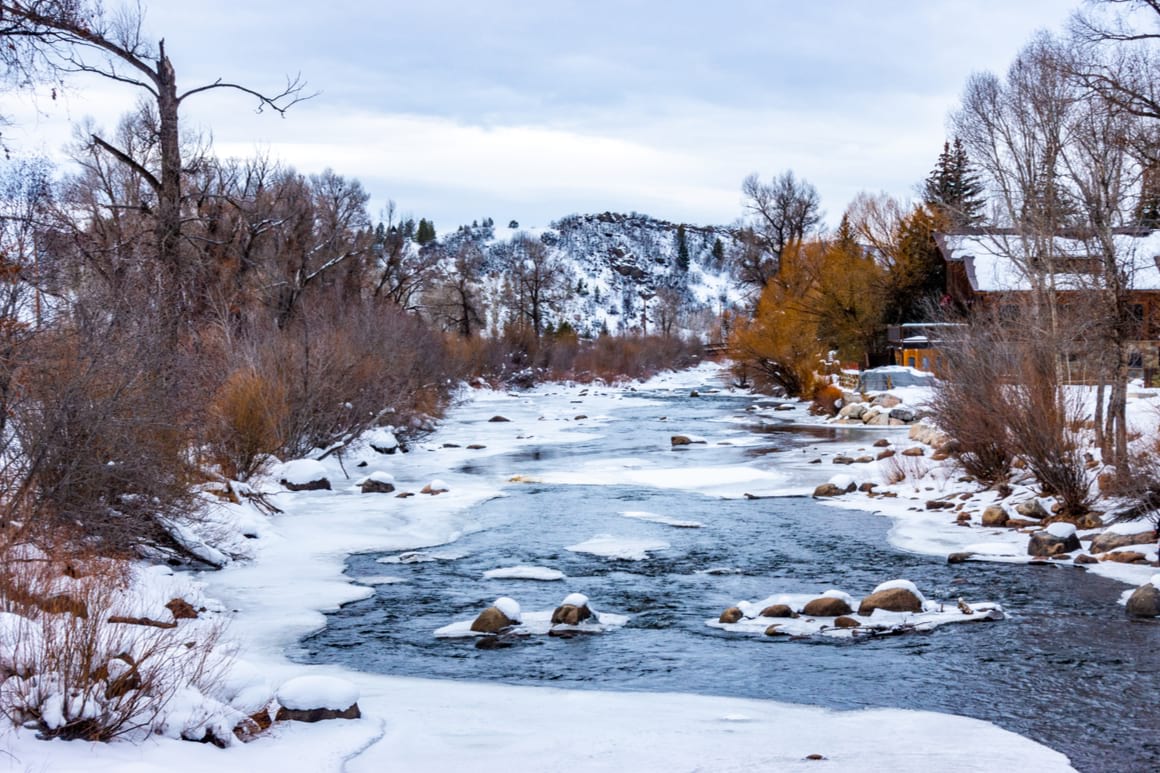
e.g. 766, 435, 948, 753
0, 542, 229, 742
204, 367, 289, 481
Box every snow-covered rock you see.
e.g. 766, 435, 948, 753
368, 428, 399, 454
275, 675, 360, 722
278, 459, 331, 492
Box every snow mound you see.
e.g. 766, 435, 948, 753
562, 592, 589, 607
566, 535, 670, 560
821, 589, 855, 607
1046, 522, 1077, 539
829, 474, 856, 490
1106, 519, 1154, 536
276, 675, 359, 711
367, 428, 399, 451
358, 471, 396, 485
494, 596, 522, 622
620, 510, 703, 528
279, 459, 328, 486
483, 566, 566, 581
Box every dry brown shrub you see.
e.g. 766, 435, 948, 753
0, 539, 228, 742
204, 368, 289, 481
809, 383, 844, 417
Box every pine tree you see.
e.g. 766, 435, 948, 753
923, 138, 985, 228
675, 224, 690, 272
712, 238, 725, 266
416, 218, 436, 245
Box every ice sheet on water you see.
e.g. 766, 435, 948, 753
566, 535, 670, 560
620, 510, 703, 528
483, 566, 566, 581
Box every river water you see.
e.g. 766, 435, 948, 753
298, 384, 1160, 772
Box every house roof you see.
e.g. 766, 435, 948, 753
936, 230, 1160, 293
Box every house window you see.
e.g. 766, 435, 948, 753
1132, 304, 1145, 338
921, 356, 930, 370
1129, 350, 1143, 368
907, 356, 916, 368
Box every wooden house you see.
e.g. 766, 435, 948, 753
934, 229, 1160, 383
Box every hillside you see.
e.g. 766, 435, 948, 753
434, 212, 748, 339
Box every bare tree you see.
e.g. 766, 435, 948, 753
739, 170, 821, 287
506, 232, 564, 337
1072, 1, 1160, 131
426, 242, 486, 337
953, 33, 1081, 342
0, 1, 309, 337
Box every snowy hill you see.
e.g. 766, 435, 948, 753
433, 212, 747, 339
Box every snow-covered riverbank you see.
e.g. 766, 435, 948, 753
2, 364, 1078, 772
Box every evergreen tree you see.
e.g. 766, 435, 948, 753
835, 213, 858, 249
416, 218, 436, 245
675, 224, 690, 271
923, 138, 985, 228
712, 237, 725, 266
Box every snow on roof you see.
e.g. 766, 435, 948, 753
939, 231, 1160, 293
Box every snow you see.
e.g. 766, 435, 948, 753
942, 231, 1160, 292
276, 675, 359, 711
829, 473, 857, 490
561, 592, 589, 608
483, 566, 566, 581
278, 459, 329, 486
566, 535, 670, 560
434, 607, 628, 638
619, 510, 703, 528
0, 362, 1081, 772
366, 428, 398, 451
872, 579, 926, 603
1046, 522, 1077, 539
821, 589, 855, 607
493, 596, 522, 622
358, 471, 395, 485
1105, 520, 1154, 536
1152, 574, 1160, 590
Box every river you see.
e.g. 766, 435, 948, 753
297, 381, 1160, 773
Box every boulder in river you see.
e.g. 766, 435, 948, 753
801, 596, 852, 617
858, 587, 923, 615
758, 604, 798, 618
719, 606, 745, 624
1126, 582, 1160, 617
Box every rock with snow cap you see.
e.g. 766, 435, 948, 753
1028, 523, 1081, 557
274, 675, 360, 722
471, 597, 521, 633
858, 580, 925, 615
551, 592, 593, 626
279, 459, 331, 492
1126, 577, 1160, 617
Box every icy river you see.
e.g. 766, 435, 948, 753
297, 374, 1160, 773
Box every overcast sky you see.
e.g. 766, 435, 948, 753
6, 1, 1081, 232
